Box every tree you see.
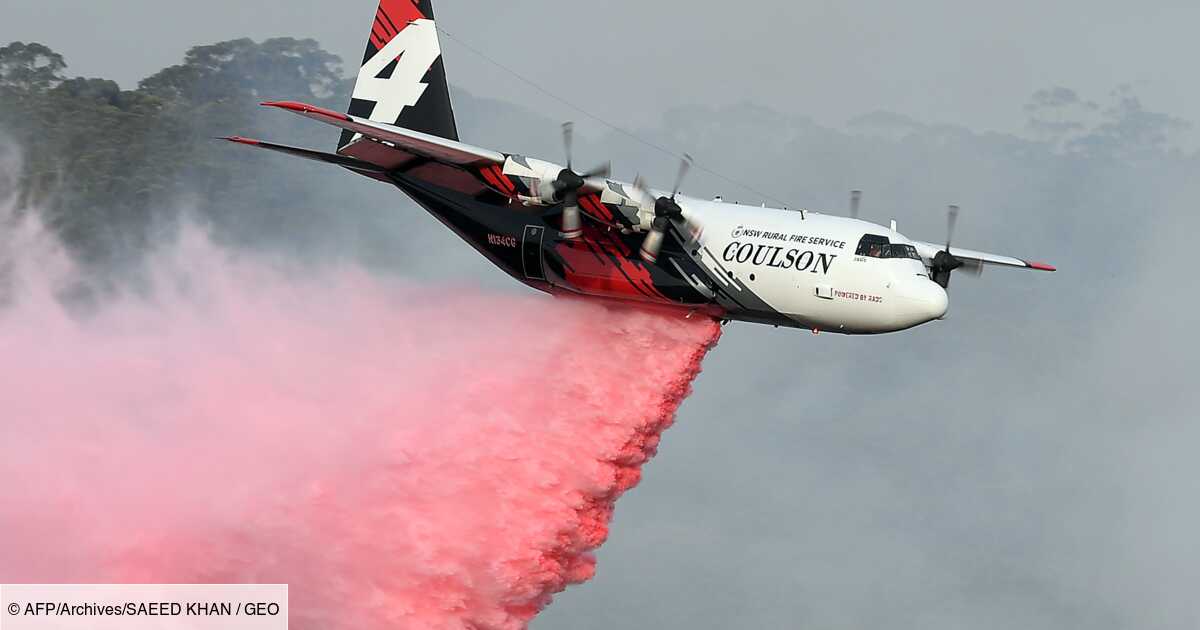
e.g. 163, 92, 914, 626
139, 38, 344, 106
1, 38, 359, 271
0, 42, 66, 92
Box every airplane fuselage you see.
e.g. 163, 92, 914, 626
392, 171, 949, 334
681, 202, 949, 333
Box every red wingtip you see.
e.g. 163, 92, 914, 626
221, 135, 261, 146
1027, 261, 1057, 272
261, 100, 350, 121
261, 100, 305, 111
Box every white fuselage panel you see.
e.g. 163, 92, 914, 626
682, 200, 948, 333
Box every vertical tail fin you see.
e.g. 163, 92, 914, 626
339, 0, 458, 151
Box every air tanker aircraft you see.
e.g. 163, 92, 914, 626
225, 0, 1055, 335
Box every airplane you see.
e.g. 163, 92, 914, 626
224, 0, 1055, 335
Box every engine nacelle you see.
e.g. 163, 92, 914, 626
498, 155, 567, 205
485, 155, 654, 233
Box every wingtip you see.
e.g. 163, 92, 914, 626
219, 135, 262, 146
261, 100, 350, 121
261, 100, 302, 110
1027, 261, 1057, 272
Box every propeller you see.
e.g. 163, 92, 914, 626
928, 204, 981, 287
850, 190, 863, 219
553, 122, 611, 239
671, 152, 691, 199
946, 203, 958, 249
634, 155, 703, 263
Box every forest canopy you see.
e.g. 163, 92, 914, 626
0, 39, 353, 269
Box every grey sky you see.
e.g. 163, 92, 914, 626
4, 0, 1199, 136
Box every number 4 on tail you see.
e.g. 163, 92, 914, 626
352, 19, 442, 127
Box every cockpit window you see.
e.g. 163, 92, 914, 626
856, 234, 890, 257
856, 235, 922, 260
885, 244, 922, 260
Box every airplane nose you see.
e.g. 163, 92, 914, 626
896, 278, 949, 326
924, 282, 949, 320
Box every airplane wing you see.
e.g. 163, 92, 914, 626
261, 101, 506, 168
913, 241, 1057, 272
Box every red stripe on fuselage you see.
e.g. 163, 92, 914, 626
578, 195, 614, 222
596, 226, 633, 257
479, 168, 506, 193
557, 237, 654, 301
553, 228, 670, 303
490, 166, 516, 194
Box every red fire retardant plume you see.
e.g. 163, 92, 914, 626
0, 211, 721, 629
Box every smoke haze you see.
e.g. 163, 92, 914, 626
0, 147, 721, 629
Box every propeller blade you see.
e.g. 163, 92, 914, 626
583, 161, 611, 179
632, 175, 656, 208
929, 206, 967, 289
551, 122, 608, 236
636, 157, 705, 250
561, 189, 583, 239
680, 215, 705, 242
671, 154, 693, 199
851, 190, 862, 219
656, 194, 704, 243
959, 258, 984, 277
946, 204, 960, 250
562, 122, 574, 171
639, 216, 670, 263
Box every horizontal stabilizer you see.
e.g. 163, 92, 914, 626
261, 101, 505, 167
222, 136, 390, 176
